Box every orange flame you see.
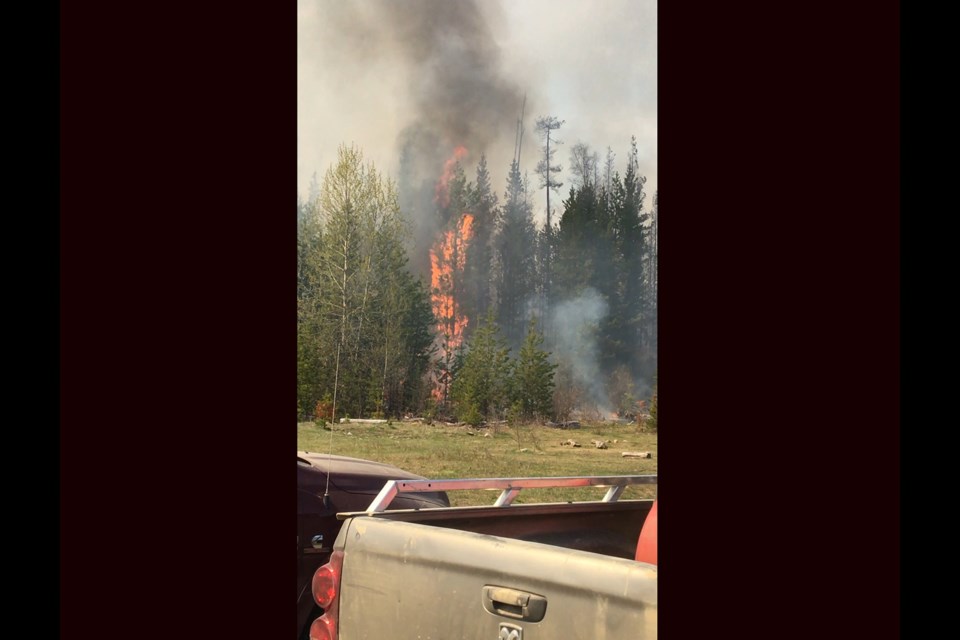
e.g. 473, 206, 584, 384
430, 212, 474, 403
434, 145, 468, 208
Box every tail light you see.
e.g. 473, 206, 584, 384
635, 499, 657, 565
310, 550, 344, 640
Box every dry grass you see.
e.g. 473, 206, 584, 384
297, 419, 657, 506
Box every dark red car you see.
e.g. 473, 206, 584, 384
297, 452, 449, 637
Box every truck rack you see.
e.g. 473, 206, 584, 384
365, 474, 657, 512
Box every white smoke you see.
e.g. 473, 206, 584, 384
549, 287, 611, 414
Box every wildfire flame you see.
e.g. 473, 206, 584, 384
434, 145, 467, 208
430, 146, 473, 404
430, 212, 474, 349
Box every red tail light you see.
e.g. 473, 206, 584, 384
309, 614, 336, 640
312, 563, 337, 608
635, 499, 657, 565
310, 550, 344, 640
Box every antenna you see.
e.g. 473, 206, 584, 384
324, 341, 342, 509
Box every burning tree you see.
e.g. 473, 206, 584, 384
430, 212, 474, 406
430, 147, 476, 409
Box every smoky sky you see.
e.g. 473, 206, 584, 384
298, 0, 657, 225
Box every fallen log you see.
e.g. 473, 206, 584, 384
339, 418, 388, 424
621, 451, 653, 459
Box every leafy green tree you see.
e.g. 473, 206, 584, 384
298, 191, 331, 418
511, 318, 557, 420
297, 144, 437, 420
314, 145, 381, 419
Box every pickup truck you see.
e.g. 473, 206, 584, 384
297, 453, 450, 637
307, 475, 658, 640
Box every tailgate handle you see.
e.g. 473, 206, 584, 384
482, 586, 547, 622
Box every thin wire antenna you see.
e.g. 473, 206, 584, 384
324, 341, 342, 507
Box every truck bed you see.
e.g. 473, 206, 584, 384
344, 499, 654, 559
332, 499, 657, 639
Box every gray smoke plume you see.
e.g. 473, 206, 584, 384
305, 0, 529, 268
299, 0, 658, 231
549, 288, 611, 415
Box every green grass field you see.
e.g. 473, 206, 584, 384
297, 419, 657, 506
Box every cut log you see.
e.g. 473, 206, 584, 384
621, 451, 653, 459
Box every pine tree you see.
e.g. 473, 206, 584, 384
495, 160, 537, 349
511, 318, 557, 420
553, 183, 600, 299
450, 312, 512, 424
611, 137, 651, 376
464, 154, 498, 324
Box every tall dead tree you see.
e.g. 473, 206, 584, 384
534, 115, 564, 313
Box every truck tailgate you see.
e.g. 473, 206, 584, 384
336, 517, 657, 639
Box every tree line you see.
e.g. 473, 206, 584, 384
298, 125, 657, 424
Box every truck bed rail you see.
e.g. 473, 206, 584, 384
365, 474, 657, 512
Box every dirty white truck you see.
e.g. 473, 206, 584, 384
306, 475, 658, 640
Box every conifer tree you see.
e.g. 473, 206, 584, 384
511, 318, 557, 420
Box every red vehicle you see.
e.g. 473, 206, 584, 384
297, 452, 449, 638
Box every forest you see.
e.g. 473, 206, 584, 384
297, 121, 657, 427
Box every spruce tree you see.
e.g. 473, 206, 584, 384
494, 160, 537, 349
464, 154, 498, 324
450, 312, 512, 424
511, 318, 557, 420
